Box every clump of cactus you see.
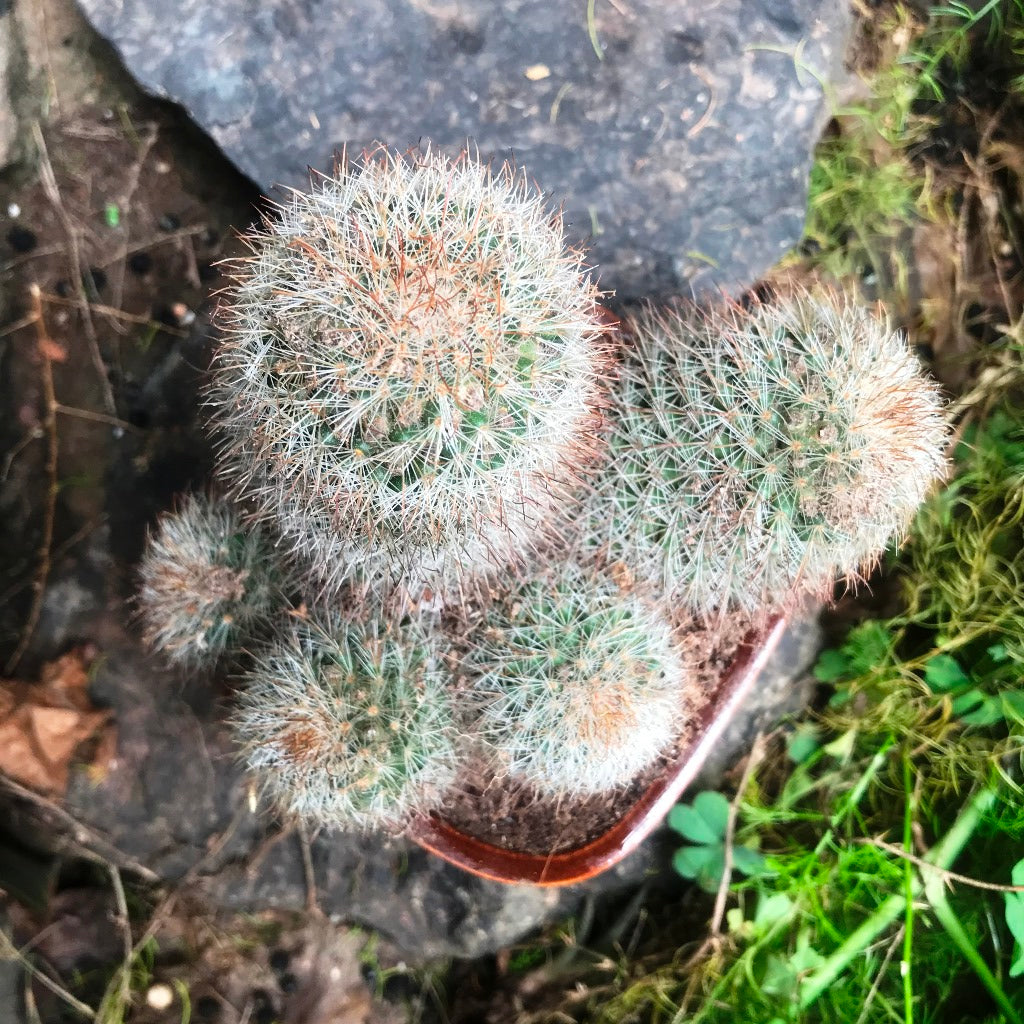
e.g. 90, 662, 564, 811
588, 292, 948, 615
209, 146, 609, 595
463, 565, 691, 797
137, 492, 287, 667
232, 613, 457, 831
136, 144, 951, 839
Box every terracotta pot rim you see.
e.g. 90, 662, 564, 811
409, 613, 788, 887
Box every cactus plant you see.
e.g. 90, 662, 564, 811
588, 292, 948, 615
209, 146, 610, 595
464, 565, 691, 797
137, 492, 287, 667
233, 612, 458, 831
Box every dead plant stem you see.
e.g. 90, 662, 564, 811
710, 732, 767, 936
32, 123, 118, 415
5, 284, 58, 675
0, 929, 96, 1020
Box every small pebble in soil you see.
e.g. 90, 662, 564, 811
171, 301, 196, 326
128, 251, 153, 276
145, 983, 175, 1011
158, 212, 182, 231
6, 226, 38, 253
7, 202, 21, 218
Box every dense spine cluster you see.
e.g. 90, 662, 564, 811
137, 493, 286, 667
209, 147, 608, 594
465, 566, 689, 797
588, 294, 947, 614
233, 613, 457, 830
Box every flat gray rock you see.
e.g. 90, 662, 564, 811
76, 0, 850, 299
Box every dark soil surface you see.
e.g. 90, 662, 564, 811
0, 101, 259, 669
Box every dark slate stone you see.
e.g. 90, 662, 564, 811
76, 0, 850, 300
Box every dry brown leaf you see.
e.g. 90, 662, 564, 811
0, 646, 116, 795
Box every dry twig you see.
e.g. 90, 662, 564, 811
32, 123, 117, 415
5, 284, 59, 675
710, 732, 768, 936
854, 836, 1024, 893
0, 929, 96, 1020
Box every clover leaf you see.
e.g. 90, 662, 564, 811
669, 791, 766, 893
1004, 858, 1024, 978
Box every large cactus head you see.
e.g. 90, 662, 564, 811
232, 612, 458, 831
209, 146, 610, 594
464, 564, 691, 797
137, 492, 287, 668
589, 292, 948, 615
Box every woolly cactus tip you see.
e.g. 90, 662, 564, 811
137, 492, 287, 668
232, 613, 458, 832
464, 565, 691, 797
587, 290, 948, 616
208, 144, 612, 595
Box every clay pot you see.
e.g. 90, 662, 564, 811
409, 615, 787, 886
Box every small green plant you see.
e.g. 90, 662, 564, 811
1005, 858, 1024, 979
589, 292, 948, 616
137, 492, 288, 667
465, 565, 691, 797
669, 790, 766, 893
209, 145, 609, 595
232, 611, 458, 831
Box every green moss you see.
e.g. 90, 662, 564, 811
798, 1, 1024, 298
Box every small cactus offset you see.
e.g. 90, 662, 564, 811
464, 565, 691, 797
209, 146, 610, 594
137, 492, 287, 667
589, 292, 948, 615
233, 612, 458, 831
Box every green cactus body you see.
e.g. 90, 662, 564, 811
590, 293, 948, 614
466, 567, 690, 797
210, 147, 609, 594
233, 613, 457, 831
137, 493, 287, 667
